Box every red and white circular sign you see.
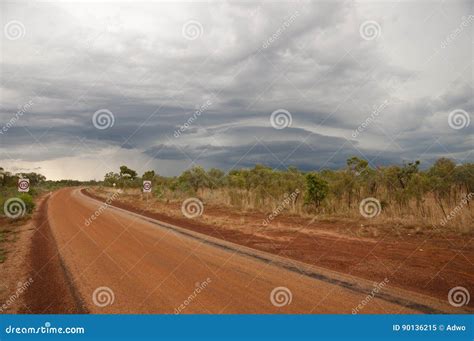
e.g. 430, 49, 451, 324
143, 181, 152, 192
18, 178, 30, 192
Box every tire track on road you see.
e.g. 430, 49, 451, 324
21, 194, 88, 314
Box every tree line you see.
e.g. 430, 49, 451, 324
0, 167, 98, 218
103, 157, 473, 231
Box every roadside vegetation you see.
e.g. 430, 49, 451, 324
0, 167, 98, 263
99, 157, 473, 233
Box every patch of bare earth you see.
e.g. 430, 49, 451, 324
0, 193, 88, 314
0, 200, 39, 313
85, 188, 474, 308
20, 193, 87, 314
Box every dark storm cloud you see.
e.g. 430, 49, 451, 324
0, 0, 472, 180
144, 135, 406, 172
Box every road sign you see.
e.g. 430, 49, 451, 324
18, 178, 30, 192
143, 180, 152, 193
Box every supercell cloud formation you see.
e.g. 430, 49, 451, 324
0, 0, 472, 180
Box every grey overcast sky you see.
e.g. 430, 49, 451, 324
1, 0, 473, 180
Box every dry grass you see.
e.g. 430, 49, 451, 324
161, 187, 473, 232
93, 186, 473, 235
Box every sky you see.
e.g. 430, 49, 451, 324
0, 0, 473, 181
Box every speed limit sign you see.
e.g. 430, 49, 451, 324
18, 178, 30, 192
143, 180, 152, 193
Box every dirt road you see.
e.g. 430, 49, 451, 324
23, 188, 465, 314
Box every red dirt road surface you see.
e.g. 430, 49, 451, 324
23, 188, 470, 314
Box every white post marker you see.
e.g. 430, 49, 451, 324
143, 180, 152, 193
18, 178, 30, 192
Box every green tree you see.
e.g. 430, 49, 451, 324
397, 161, 420, 189
119, 165, 138, 180
346, 156, 369, 175
178, 166, 210, 193
343, 156, 371, 207
104, 172, 120, 187
18, 172, 46, 186
142, 170, 155, 181
453, 163, 474, 194
304, 173, 329, 208
429, 158, 456, 215
207, 168, 225, 189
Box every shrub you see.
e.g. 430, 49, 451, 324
18, 193, 35, 214
304, 173, 329, 207
0, 193, 34, 217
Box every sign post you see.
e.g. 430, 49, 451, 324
18, 178, 30, 192
143, 181, 152, 193
143, 180, 152, 204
